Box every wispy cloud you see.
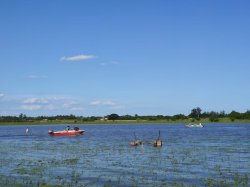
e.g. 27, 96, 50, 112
20, 96, 84, 112
50, 96, 67, 100
21, 97, 51, 111
90, 100, 117, 106
70, 107, 85, 111
20, 105, 42, 111
0, 94, 87, 115
60, 54, 96, 62
61, 100, 85, 111
21, 103, 61, 111
100, 61, 120, 66
23, 98, 49, 104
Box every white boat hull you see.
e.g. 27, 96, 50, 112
186, 123, 204, 128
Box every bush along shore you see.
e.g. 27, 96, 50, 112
1, 107, 250, 125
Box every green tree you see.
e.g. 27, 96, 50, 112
19, 113, 24, 119
172, 114, 187, 120
242, 110, 250, 119
207, 111, 220, 122
107, 113, 119, 121
189, 107, 202, 120
229, 111, 241, 121
18, 113, 27, 121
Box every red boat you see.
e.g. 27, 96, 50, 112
48, 127, 85, 136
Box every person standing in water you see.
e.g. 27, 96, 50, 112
65, 126, 70, 131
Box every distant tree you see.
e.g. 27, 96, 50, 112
69, 114, 76, 120
156, 115, 165, 120
209, 111, 220, 122
134, 114, 140, 120
107, 113, 119, 121
19, 113, 24, 119
172, 114, 187, 120
242, 110, 250, 119
229, 111, 241, 121
18, 113, 27, 121
164, 115, 172, 120
189, 107, 202, 120
119, 115, 134, 120
148, 116, 157, 121
219, 111, 226, 118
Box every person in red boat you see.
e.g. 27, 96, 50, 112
74, 127, 79, 131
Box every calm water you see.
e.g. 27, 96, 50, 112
0, 123, 249, 186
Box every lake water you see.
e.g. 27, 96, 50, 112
0, 123, 249, 186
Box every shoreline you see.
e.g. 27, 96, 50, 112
1, 119, 250, 126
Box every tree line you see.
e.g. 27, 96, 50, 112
106, 108, 250, 122
0, 107, 250, 123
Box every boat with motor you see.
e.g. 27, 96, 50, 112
48, 127, 85, 136
186, 123, 204, 128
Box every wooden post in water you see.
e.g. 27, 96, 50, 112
130, 132, 142, 146
153, 130, 162, 147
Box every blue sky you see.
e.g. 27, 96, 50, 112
0, 0, 250, 116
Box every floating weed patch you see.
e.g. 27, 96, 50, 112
233, 173, 249, 186
63, 158, 79, 165
14, 166, 28, 175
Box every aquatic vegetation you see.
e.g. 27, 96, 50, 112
0, 124, 249, 186
63, 158, 79, 165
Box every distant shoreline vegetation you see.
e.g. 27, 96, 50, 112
1, 107, 250, 125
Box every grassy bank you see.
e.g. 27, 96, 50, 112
0, 118, 250, 126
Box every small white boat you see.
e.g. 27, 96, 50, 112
186, 123, 204, 128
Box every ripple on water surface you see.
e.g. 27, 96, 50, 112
0, 123, 249, 186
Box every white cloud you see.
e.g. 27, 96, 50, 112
90, 100, 116, 106
100, 61, 120, 66
44, 104, 57, 110
1, 95, 86, 114
62, 103, 71, 108
51, 96, 66, 101
62, 101, 78, 108
20, 105, 41, 111
60, 54, 96, 62
70, 107, 84, 111
21, 97, 63, 111
23, 98, 49, 104
102, 100, 116, 106
62, 100, 84, 111
90, 100, 101, 106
